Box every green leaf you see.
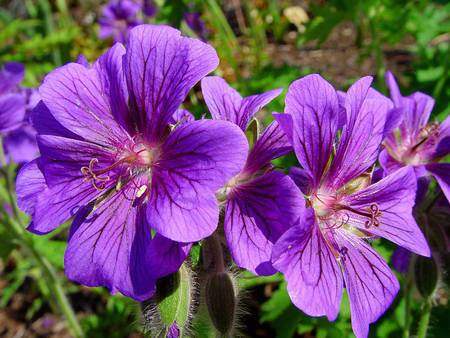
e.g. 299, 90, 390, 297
33, 238, 66, 269
260, 281, 291, 323
238, 271, 284, 289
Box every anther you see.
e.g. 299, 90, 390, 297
364, 203, 381, 228
336, 203, 382, 229
412, 122, 440, 151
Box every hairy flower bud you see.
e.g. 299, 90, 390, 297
141, 264, 197, 337
204, 271, 237, 336
415, 255, 439, 299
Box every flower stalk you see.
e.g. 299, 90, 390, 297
417, 299, 432, 338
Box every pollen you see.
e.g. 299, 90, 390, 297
136, 185, 148, 198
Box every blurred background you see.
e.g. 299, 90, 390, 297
0, 0, 449, 337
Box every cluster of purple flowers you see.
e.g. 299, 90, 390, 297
0, 62, 39, 164
13, 24, 449, 338
99, 0, 208, 43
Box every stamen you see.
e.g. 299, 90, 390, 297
81, 155, 136, 191
412, 122, 440, 151
336, 203, 382, 229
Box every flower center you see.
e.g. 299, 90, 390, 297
81, 142, 159, 191
310, 191, 382, 233
397, 122, 440, 165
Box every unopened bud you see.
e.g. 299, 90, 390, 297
205, 271, 237, 335
415, 255, 439, 299
141, 264, 196, 337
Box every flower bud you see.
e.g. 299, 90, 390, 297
414, 255, 439, 299
204, 271, 237, 336
141, 264, 196, 337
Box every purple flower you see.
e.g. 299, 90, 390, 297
380, 72, 450, 203
272, 75, 430, 338
391, 247, 412, 273
142, 0, 157, 17
201, 76, 303, 275
99, 0, 143, 43
167, 321, 180, 338
0, 62, 39, 163
16, 25, 248, 301
184, 12, 208, 42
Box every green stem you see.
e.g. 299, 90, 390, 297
417, 299, 432, 338
0, 141, 84, 338
402, 255, 415, 338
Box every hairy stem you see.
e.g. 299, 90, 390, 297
417, 299, 432, 338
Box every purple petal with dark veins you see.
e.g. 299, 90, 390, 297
326, 77, 389, 188
225, 171, 304, 275
289, 167, 312, 195
66, 186, 154, 301
147, 120, 248, 242
31, 101, 81, 140
40, 62, 129, 145
334, 231, 399, 338
27, 135, 117, 234
94, 43, 131, 134
273, 112, 293, 144
404, 91, 434, 135
201, 76, 281, 130
169, 109, 195, 125
244, 121, 292, 174
16, 159, 46, 215
272, 209, 344, 320
285, 74, 339, 188
343, 167, 430, 256
427, 163, 450, 203
124, 25, 218, 142
378, 149, 405, 175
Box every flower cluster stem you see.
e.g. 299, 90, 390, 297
417, 299, 432, 338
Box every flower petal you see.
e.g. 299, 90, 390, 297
201, 76, 281, 130
378, 149, 405, 175
0, 93, 25, 133
225, 171, 304, 275
343, 167, 430, 256
404, 92, 434, 134
272, 210, 344, 321
427, 163, 450, 203
3, 125, 38, 163
334, 232, 399, 338
0, 62, 24, 94
169, 109, 195, 125
385, 71, 402, 107
65, 186, 186, 301
39, 62, 128, 145
289, 167, 312, 195
16, 159, 46, 215
326, 77, 389, 188
124, 25, 218, 141
94, 43, 131, 134
27, 135, 116, 234
147, 120, 248, 242
244, 121, 292, 174
273, 112, 293, 144
285, 74, 339, 188
31, 101, 81, 139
